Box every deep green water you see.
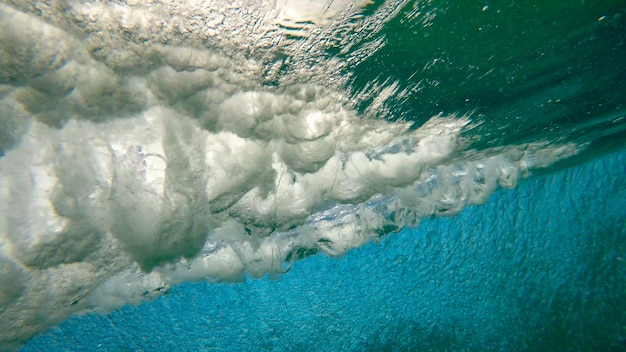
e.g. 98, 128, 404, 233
349, 0, 626, 163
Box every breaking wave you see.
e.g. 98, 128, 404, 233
2, 0, 622, 348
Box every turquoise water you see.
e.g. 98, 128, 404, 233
22, 150, 626, 351
1, 0, 625, 350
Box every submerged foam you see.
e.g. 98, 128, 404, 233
20, 150, 626, 352
0, 1, 583, 348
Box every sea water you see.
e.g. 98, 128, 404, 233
0, 0, 625, 350
22, 151, 626, 351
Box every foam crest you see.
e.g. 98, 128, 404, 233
0, 112, 580, 347
0, 77, 582, 346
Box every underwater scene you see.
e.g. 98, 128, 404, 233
0, 0, 625, 350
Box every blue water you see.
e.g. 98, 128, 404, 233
24, 151, 626, 351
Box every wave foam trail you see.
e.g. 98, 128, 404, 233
0, 0, 583, 348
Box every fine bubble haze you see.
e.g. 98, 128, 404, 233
0, 0, 594, 348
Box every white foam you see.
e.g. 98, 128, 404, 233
0, 1, 582, 349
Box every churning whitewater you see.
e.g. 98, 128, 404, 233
0, 0, 586, 348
